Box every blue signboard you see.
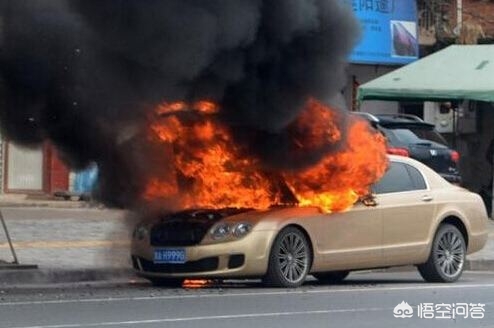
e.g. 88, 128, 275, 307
343, 0, 419, 65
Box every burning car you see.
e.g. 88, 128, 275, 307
131, 155, 488, 287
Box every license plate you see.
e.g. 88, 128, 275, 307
154, 249, 186, 264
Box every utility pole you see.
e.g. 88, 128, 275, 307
0, 210, 19, 265
0, 210, 38, 269
457, 0, 463, 33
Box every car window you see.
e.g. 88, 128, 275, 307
407, 127, 448, 145
381, 126, 447, 146
379, 128, 400, 145
406, 164, 427, 190
372, 162, 425, 194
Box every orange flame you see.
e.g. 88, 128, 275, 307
156, 101, 187, 115
182, 279, 213, 288
192, 100, 219, 114
145, 109, 278, 209
156, 100, 219, 116
286, 115, 388, 212
144, 99, 388, 212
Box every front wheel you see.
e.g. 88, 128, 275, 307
263, 227, 312, 288
418, 224, 466, 283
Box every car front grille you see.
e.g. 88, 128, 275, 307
133, 256, 219, 273
148, 208, 252, 246
150, 221, 208, 246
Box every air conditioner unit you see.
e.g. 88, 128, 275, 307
423, 101, 477, 134
423, 102, 454, 133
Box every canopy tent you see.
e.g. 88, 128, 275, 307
357, 45, 494, 103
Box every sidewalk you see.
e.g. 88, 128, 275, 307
0, 206, 134, 286
0, 193, 102, 209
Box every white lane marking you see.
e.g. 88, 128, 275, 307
2, 283, 494, 306
6, 307, 389, 328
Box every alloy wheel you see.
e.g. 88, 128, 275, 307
434, 230, 465, 278
418, 223, 466, 283
276, 232, 309, 284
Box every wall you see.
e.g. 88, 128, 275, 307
5, 143, 44, 192
456, 0, 494, 38
344, 64, 400, 114
45, 144, 70, 193
2, 142, 70, 194
454, 102, 494, 192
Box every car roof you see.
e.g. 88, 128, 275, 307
354, 112, 435, 128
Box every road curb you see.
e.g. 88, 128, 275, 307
465, 259, 494, 271
0, 260, 492, 286
0, 201, 103, 209
0, 268, 135, 286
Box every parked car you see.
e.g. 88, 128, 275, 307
131, 155, 488, 287
355, 113, 461, 184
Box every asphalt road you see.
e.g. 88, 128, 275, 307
1, 271, 494, 328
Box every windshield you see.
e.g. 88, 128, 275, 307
382, 127, 448, 146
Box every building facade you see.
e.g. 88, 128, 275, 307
348, 0, 494, 211
2, 141, 69, 195
414, 0, 494, 196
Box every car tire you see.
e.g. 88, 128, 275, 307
263, 226, 312, 288
418, 223, 466, 283
148, 277, 184, 287
313, 271, 350, 284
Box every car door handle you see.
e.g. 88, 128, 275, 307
421, 195, 433, 202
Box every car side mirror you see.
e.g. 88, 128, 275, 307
358, 194, 378, 207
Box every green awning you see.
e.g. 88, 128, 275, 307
357, 45, 494, 103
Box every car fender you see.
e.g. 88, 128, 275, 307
256, 216, 316, 255
424, 207, 471, 257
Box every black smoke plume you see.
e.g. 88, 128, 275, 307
0, 0, 359, 208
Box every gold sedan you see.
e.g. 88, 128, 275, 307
131, 155, 488, 287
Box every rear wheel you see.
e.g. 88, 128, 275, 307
418, 224, 466, 283
148, 277, 184, 287
313, 271, 350, 284
263, 227, 312, 288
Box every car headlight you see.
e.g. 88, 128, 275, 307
210, 223, 231, 240
132, 224, 149, 241
232, 223, 252, 238
209, 222, 253, 241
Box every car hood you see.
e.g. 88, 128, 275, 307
220, 206, 324, 229
141, 206, 324, 230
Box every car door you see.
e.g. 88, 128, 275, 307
310, 200, 382, 272
373, 161, 436, 266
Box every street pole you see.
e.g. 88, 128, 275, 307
0, 210, 19, 264
457, 0, 463, 32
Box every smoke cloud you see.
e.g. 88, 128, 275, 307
0, 0, 359, 208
